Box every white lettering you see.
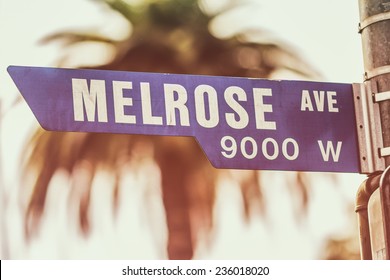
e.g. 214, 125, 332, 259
300, 90, 314, 112
318, 140, 342, 162
301, 90, 339, 113
224, 86, 249, 129
113, 81, 136, 124
164, 84, 190, 126
282, 138, 299, 160
221, 136, 299, 161
72, 78, 108, 122
327, 91, 339, 112
194, 84, 219, 128
262, 138, 279, 160
241, 137, 258, 159
221, 136, 237, 158
313, 90, 325, 112
253, 88, 276, 130
140, 82, 163, 125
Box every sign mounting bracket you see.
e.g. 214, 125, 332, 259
353, 82, 385, 173
373, 86, 390, 158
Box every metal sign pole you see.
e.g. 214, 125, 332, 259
379, 166, 390, 258
359, 0, 390, 163
357, 0, 390, 259
355, 174, 381, 259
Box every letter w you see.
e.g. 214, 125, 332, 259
72, 78, 108, 122
317, 141, 342, 162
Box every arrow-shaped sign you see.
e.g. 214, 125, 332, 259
8, 65, 360, 173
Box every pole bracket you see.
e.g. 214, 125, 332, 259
372, 88, 390, 159
353, 82, 385, 174
365, 65, 390, 81
381, 147, 390, 158
374, 90, 390, 103
359, 11, 390, 33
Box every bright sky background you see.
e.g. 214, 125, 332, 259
0, 0, 367, 259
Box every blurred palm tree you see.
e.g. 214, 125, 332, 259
321, 235, 360, 260
22, 0, 321, 259
319, 201, 360, 260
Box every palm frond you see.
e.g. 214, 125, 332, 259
39, 31, 119, 46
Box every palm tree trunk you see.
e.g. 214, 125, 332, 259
155, 138, 194, 260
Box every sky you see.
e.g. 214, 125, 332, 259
0, 0, 368, 259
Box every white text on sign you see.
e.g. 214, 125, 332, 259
71, 79, 276, 130
71, 78, 344, 164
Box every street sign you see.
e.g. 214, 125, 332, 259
8, 65, 360, 173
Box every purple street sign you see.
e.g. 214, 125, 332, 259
8, 65, 360, 173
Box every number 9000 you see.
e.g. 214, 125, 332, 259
221, 136, 299, 161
